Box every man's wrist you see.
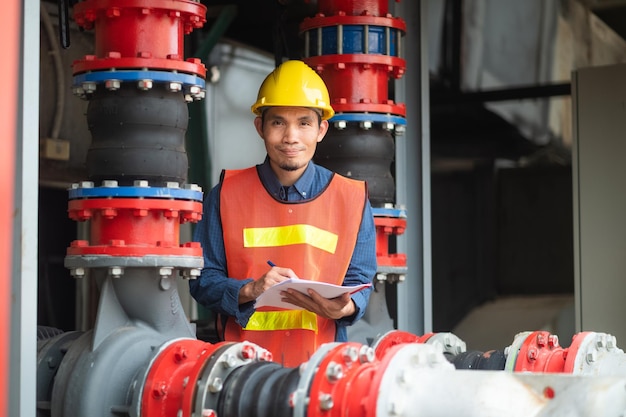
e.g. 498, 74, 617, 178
342, 299, 357, 319
238, 281, 256, 304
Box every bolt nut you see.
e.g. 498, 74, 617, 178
333, 120, 347, 130
586, 351, 597, 363
319, 393, 334, 411
105, 79, 121, 90
82, 82, 97, 93
184, 183, 203, 192
167, 82, 183, 92
607, 335, 617, 350
548, 335, 559, 348
240, 343, 257, 360
397, 367, 413, 385
181, 268, 201, 279
138, 79, 153, 90
325, 361, 344, 382
102, 180, 118, 188
109, 266, 123, 278
72, 86, 86, 97
71, 267, 86, 278
359, 345, 376, 363
342, 346, 359, 364
159, 267, 173, 277
208, 377, 223, 393
222, 353, 238, 368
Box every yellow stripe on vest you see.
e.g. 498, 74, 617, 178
243, 224, 338, 254
244, 310, 318, 333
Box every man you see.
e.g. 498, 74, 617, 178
190, 60, 377, 367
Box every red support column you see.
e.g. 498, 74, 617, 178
0, 0, 20, 414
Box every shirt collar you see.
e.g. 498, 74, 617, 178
258, 155, 315, 200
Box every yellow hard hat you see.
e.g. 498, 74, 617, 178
251, 60, 335, 120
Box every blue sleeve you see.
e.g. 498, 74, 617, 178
336, 198, 377, 328
189, 182, 256, 327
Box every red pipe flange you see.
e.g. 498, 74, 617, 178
141, 339, 221, 417
316, 0, 390, 15
375, 216, 407, 267
513, 330, 566, 373
305, 342, 378, 417
310, 56, 406, 115
372, 330, 433, 359
72, 0, 206, 76
140, 339, 234, 417
563, 331, 593, 373
562, 331, 625, 375
67, 198, 202, 257
360, 343, 454, 417
67, 240, 202, 257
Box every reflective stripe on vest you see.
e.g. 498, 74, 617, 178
244, 310, 318, 332
243, 224, 338, 253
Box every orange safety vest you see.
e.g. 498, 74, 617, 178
220, 167, 367, 367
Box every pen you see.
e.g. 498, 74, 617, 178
267, 260, 276, 267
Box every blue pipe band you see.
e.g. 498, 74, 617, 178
69, 185, 203, 201
72, 70, 206, 89
372, 207, 407, 218
330, 113, 407, 125
306, 25, 400, 56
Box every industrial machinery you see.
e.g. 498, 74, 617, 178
35, 0, 626, 416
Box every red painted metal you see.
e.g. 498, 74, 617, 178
306, 342, 378, 417
300, 0, 405, 117
141, 339, 227, 417
361, 342, 406, 417
310, 54, 406, 115
72, 0, 206, 76
562, 332, 592, 373
513, 331, 567, 373
373, 330, 433, 359
67, 240, 202, 257
0, 0, 20, 413
316, 0, 389, 16
299, 14, 406, 31
67, 198, 202, 256
374, 216, 407, 267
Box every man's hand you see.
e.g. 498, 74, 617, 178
280, 288, 356, 320
239, 265, 297, 304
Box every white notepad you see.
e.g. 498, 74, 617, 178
254, 277, 372, 310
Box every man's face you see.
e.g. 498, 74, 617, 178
254, 106, 329, 176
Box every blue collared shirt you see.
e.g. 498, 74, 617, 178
190, 157, 377, 342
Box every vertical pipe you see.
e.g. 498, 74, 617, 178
12, 0, 40, 416
394, 0, 432, 335
0, 1, 21, 415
